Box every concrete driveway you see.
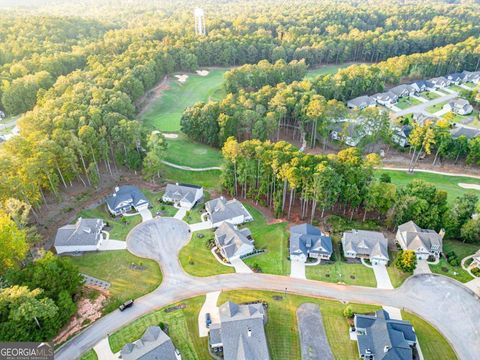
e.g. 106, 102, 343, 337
372, 264, 393, 289
290, 260, 306, 279
297, 303, 334, 360
138, 208, 152, 222
198, 291, 221, 337
173, 208, 187, 220
189, 221, 213, 232
97, 240, 127, 251
230, 258, 253, 273
414, 260, 432, 275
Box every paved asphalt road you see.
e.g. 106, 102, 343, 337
55, 218, 480, 360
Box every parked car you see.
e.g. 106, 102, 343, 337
205, 312, 212, 327
119, 299, 134, 311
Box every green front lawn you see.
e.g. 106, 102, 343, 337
387, 251, 411, 288
306, 259, 377, 287
162, 165, 222, 190
179, 229, 235, 277
68, 250, 162, 313
141, 69, 227, 132
375, 169, 480, 204
164, 134, 223, 168
78, 205, 141, 241
242, 204, 290, 276
429, 240, 478, 283
395, 96, 421, 110
80, 350, 98, 360
402, 311, 458, 360
420, 91, 440, 100
143, 189, 178, 217
108, 296, 209, 359
426, 101, 448, 114
448, 84, 465, 93
217, 290, 380, 360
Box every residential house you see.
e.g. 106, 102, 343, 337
447, 72, 466, 84
411, 80, 433, 93
209, 301, 270, 360
205, 197, 253, 227
412, 112, 437, 126
54, 218, 105, 254
430, 76, 450, 88
162, 183, 203, 209
450, 125, 480, 140
214, 222, 255, 262
342, 230, 389, 265
347, 96, 377, 110
330, 121, 365, 147
353, 310, 416, 360
289, 223, 333, 263
372, 92, 398, 106
461, 71, 480, 84
120, 326, 181, 360
105, 185, 149, 216
389, 84, 416, 98
396, 221, 444, 260
443, 99, 474, 115
392, 125, 412, 148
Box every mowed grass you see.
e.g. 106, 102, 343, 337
108, 296, 209, 359
179, 229, 235, 277
143, 189, 178, 217
448, 84, 466, 93
242, 204, 290, 275
78, 205, 141, 241
217, 290, 380, 360
420, 91, 440, 100
162, 165, 222, 190
395, 96, 421, 110
426, 100, 448, 114
164, 134, 223, 168
68, 250, 162, 313
305, 63, 361, 79
79, 350, 97, 360
387, 251, 411, 288
375, 169, 480, 204
429, 240, 478, 283
141, 69, 227, 132
402, 310, 458, 360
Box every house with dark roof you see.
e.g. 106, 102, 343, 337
372, 92, 398, 106
450, 125, 480, 140
54, 218, 105, 254
330, 121, 366, 147
411, 80, 433, 93
347, 96, 377, 110
412, 112, 437, 127
205, 197, 253, 227
289, 224, 333, 263
461, 71, 480, 84
342, 230, 389, 265
215, 222, 255, 262
389, 85, 416, 98
448, 72, 466, 84
353, 310, 416, 360
396, 221, 444, 260
209, 301, 270, 360
392, 125, 412, 148
162, 183, 203, 210
430, 77, 450, 88
444, 99, 473, 115
120, 326, 181, 360
105, 185, 149, 216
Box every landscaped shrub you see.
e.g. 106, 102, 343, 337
343, 305, 354, 319
395, 250, 417, 273
471, 267, 480, 277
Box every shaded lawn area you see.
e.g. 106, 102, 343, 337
375, 169, 480, 204
387, 251, 411, 288
402, 311, 458, 360
217, 290, 380, 360
109, 296, 209, 359
305, 63, 361, 80
395, 96, 421, 110
165, 134, 223, 168
79, 350, 97, 360
141, 69, 227, 132
448, 84, 466, 93
420, 91, 440, 100
78, 205, 141, 241
429, 240, 477, 283
242, 204, 290, 276
143, 189, 177, 217
426, 100, 448, 114
162, 165, 222, 190
68, 250, 162, 313
179, 229, 235, 277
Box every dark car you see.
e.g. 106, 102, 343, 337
205, 312, 212, 328
119, 299, 134, 311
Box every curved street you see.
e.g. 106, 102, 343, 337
55, 217, 480, 360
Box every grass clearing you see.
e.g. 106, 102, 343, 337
141, 69, 227, 132
242, 204, 290, 276
426, 100, 448, 114
179, 229, 235, 276
375, 169, 480, 204
402, 310, 458, 360
162, 165, 222, 190
78, 205, 141, 241
68, 250, 162, 313
420, 91, 440, 100
217, 290, 380, 360
164, 134, 223, 168
306, 63, 360, 79
429, 240, 477, 283
395, 96, 422, 110
108, 296, 209, 358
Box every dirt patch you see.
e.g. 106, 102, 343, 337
136, 76, 169, 117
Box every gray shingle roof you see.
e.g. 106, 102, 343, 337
342, 230, 389, 261
163, 183, 202, 206
372, 92, 398, 102
347, 96, 376, 108
54, 218, 104, 247
105, 185, 149, 213
206, 197, 252, 225
211, 301, 270, 360
289, 223, 333, 258
397, 221, 442, 252
389, 84, 415, 97
215, 223, 254, 259
450, 126, 480, 139
120, 326, 178, 360
355, 310, 416, 360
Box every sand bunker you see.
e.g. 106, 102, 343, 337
175, 74, 189, 83
163, 133, 179, 139
196, 70, 209, 76
458, 183, 480, 190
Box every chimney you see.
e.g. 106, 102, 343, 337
247, 328, 252, 337
384, 345, 390, 353
439, 229, 446, 240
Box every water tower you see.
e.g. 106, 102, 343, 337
194, 8, 206, 36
